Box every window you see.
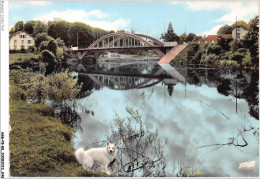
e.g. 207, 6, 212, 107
14, 40, 17, 44
21, 40, 24, 44
20, 35, 22, 38
28, 40, 31, 44
14, 45, 17, 49
236, 33, 240, 39
21, 45, 25, 50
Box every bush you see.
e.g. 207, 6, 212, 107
47, 39, 58, 54
56, 47, 64, 61
43, 72, 81, 103
35, 33, 52, 50
207, 44, 222, 55
219, 59, 240, 68
42, 50, 56, 63
39, 41, 49, 52
201, 54, 219, 65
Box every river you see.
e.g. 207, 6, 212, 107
45, 58, 259, 177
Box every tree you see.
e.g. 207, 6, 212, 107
207, 44, 222, 55
24, 20, 35, 35
179, 33, 187, 43
231, 20, 247, 29
242, 16, 259, 69
14, 21, 24, 32
185, 33, 196, 42
161, 22, 179, 42
47, 20, 70, 46
34, 33, 52, 49
217, 25, 233, 35
68, 22, 95, 48
33, 20, 47, 36
42, 50, 56, 63
217, 37, 232, 51
186, 42, 200, 64
9, 27, 16, 35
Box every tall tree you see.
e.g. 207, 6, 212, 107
47, 20, 71, 46
24, 20, 35, 35
33, 20, 47, 36
68, 22, 95, 48
14, 21, 24, 32
161, 22, 179, 42
217, 25, 233, 35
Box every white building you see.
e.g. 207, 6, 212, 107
9, 31, 35, 50
232, 24, 251, 40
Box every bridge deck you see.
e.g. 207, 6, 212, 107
75, 46, 169, 52
158, 44, 188, 64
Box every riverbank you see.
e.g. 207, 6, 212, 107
9, 77, 108, 177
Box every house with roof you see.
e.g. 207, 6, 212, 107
9, 31, 35, 50
232, 24, 251, 40
197, 34, 232, 44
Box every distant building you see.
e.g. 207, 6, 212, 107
164, 41, 178, 47
232, 24, 251, 40
9, 31, 35, 50
197, 34, 232, 44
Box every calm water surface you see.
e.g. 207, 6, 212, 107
61, 59, 259, 177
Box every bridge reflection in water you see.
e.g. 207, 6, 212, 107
77, 61, 185, 91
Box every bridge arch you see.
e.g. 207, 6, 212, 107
87, 32, 165, 56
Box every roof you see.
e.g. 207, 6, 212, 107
9, 30, 34, 39
233, 24, 251, 30
198, 34, 232, 44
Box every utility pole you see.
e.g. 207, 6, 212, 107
235, 16, 237, 40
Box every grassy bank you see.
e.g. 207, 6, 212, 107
9, 77, 107, 177
9, 53, 42, 65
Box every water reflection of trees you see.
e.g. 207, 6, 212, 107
185, 68, 259, 120
107, 106, 168, 177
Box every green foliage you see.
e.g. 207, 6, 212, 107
35, 33, 52, 49
186, 33, 196, 42
217, 24, 233, 35
201, 54, 219, 65
39, 40, 49, 52
56, 47, 65, 61
161, 22, 179, 42
47, 39, 58, 54
43, 72, 81, 103
9, 53, 41, 65
14, 21, 24, 32
47, 20, 71, 46
207, 44, 222, 55
68, 22, 95, 48
24, 20, 35, 35
176, 166, 203, 177
187, 42, 199, 64
217, 37, 232, 51
219, 59, 240, 68
241, 16, 259, 69
9, 27, 16, 34
42, 50, 56, 63
33, 20, 47, 36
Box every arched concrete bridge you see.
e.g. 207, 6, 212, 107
73, 32, 171, 60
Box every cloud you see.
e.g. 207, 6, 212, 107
199, 24, 223, 36
27, 1, 52, 6
34, 9, 131, 31
170, 1, 259, 23
214, 1, 259, 23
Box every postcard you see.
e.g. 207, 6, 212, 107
1, 0, 259, 177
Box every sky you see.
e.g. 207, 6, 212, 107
9, 0, 259, 38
